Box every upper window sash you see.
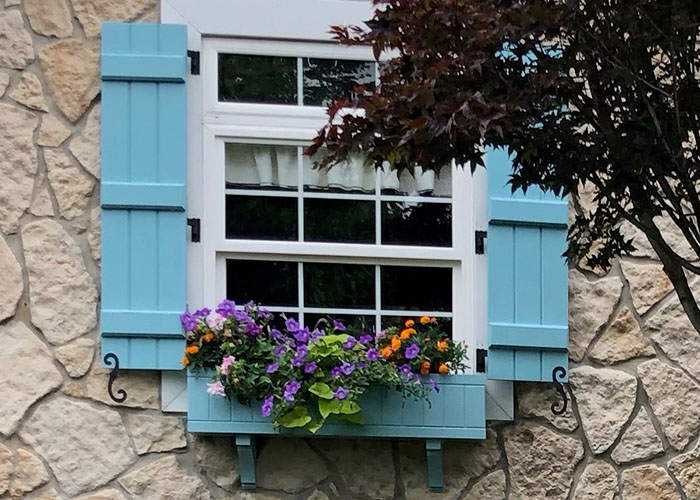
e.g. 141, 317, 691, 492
203, 38, 376, 116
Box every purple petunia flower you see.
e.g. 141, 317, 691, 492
405, 343, 420, 359
356, 362, 366, 369
291, 357, 304, 367
399, 363, 412, 375
283, 380, 301, 402
334, 386, 349, 400
206, 381, 226, 397
267, 362, 279, 373
310, 328, 324, 341
340, 361, 355, 376
330, 366, 341, 378
193, 307, 211, 319
180, 310, 198, 332
261, 395, 274, 418
429, 378, 440, 393
342, 336, 357, 350
285, 317, 300, 333
296, 345, 309, 358
294, 327, 311, 344
304, 362, 318, 374
274, 344, 287, 356
359, 334, 374, 345
366, 348, 379, 361
270, 328, 284, 341
333, 320, 346, 331
216, 299, 236, 317
233, 310, 250, 322
245, 321, 262, 337
258, 307, 273, 319
244, 300, 255, 313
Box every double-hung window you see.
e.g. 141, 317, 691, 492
195, 38, 482, 358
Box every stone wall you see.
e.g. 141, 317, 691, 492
0, 1, 698, 498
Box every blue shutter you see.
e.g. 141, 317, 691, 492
100, 22, 187, 370
486, 148, 569, 382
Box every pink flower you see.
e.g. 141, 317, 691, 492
220, 355, 236, 375
206, 312, 226, 331
206, 381, 226, 397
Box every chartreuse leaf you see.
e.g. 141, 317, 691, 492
340, 401, 361, 414
341, 413, 365, 425
306, 419, 325, 434
278, 407, 312, 428
309, 382, 334, 400
319, 398, 342, 419
319, 334, 349, 345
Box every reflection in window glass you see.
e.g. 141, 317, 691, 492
219, 54, 297, 104
381, 266, 452, 311
304, 199, 374, 244
227, 259, 298, 306
225, 143, 298, 190
382, 202, 452, 247
303, 58, 376, 106
304, 263, 374, 309
225, 196, 297, 240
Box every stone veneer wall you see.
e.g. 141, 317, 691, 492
1, 1, 699, 499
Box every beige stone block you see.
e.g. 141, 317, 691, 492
570, 366, 637, 454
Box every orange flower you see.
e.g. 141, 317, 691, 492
186, 345, 199, 354
381, 346, 394, 358
421, 361, 431, 375
182, 356, 190, 366
420, 316, 431, 324
430, 317, 437, 324
391, 336, 402, 350
437, 340, 448, 352
438, 363, 449, 374
203, 333, 214, 342
400, 330, 411, 340
404, 319, 415, 328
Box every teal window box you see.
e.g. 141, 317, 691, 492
187, 370, 486, 492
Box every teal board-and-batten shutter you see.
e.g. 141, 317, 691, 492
487, 148, 569, 382
100, 22, 187, 370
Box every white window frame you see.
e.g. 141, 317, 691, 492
161, 0, 513, 420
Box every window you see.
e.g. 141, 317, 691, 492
198, 38, 480, 350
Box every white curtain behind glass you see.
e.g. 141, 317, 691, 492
225, 143, 451, 196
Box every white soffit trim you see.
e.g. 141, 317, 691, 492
163, 0, 374, 41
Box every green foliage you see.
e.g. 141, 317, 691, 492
183, 304, 434, 434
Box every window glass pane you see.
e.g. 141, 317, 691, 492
381, 266, 452, 311
381, 316, 453, 338
304, 153, 375, 193
219, 54, 297, 104
381, 165, 452, 197
227, 259, 298, 306
226, 195, 297, 240
382, 202, 452, 247
226, 143, 298, 190
304, 199, 374, 243
304, 263, 374, 309
303, 58, 376, 106
305, 313, 376, 334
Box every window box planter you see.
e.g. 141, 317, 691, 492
187, 369, 486, 492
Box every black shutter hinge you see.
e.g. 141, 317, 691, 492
475, 230, 487, 254
187, 50, 200, 75
187, 218, 201, 242
476, 348, 488, 373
